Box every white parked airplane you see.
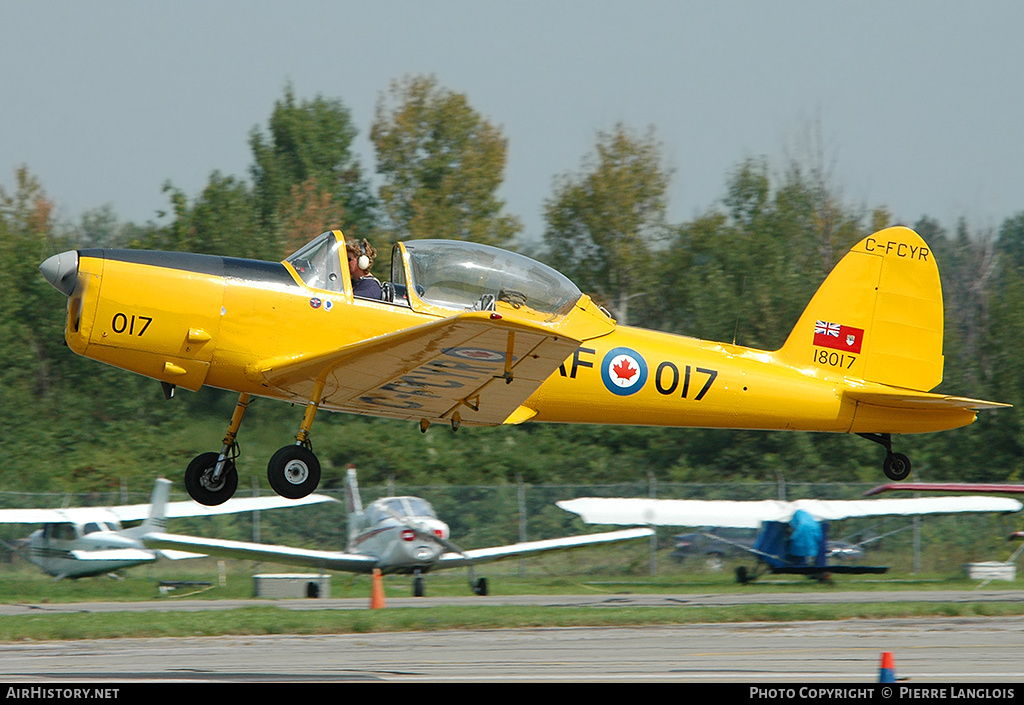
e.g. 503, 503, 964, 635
557, 495, 1023, 583
0, 478, 337, 579
144, 468, 654, 596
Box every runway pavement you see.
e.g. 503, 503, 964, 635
1, 592, 1023, 682
1, 618, 1023, 683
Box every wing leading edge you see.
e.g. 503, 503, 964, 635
142, 532, 379, 573
557, 497, 1022, 529
435, 528, 655, 569
0, 492, 338, 525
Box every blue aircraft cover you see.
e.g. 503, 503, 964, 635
788, 509, 823, 559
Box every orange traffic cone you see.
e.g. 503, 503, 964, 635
370, 568, 386, 609
878, 651, 897, 683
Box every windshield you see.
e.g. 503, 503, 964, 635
285, 232, 345, 292
371, 497, 437, 521
402, 240, 581, 316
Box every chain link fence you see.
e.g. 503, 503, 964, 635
0, 480, 1020, 577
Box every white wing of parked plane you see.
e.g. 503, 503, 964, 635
0, 487, 338, 525
143, 527, 654, 573
556, 497, 1023, 528
142, 532, 379, 573
435, 528, 655, 568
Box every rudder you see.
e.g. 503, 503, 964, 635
779, 226, 944, 392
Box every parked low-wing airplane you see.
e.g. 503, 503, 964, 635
143, 468, 653, 596
0, 478, 336, 579
40, 226, 1008, 505
557, 495, 1022, 583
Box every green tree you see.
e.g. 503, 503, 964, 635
965, 211, 1024, 479
250, 85, 376, 253
657, 156, 868, 349
542, 123, 670, 325
371, 74, 521, 247
149, 174, 267, 259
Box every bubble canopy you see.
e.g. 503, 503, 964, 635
398, 239, 582, 316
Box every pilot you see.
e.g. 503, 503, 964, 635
346, 238, 385, 301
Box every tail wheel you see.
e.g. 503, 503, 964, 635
883, 453, 912, 481
185, 452, 238, 506
267, 445, 321, 499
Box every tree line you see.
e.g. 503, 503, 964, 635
2, 76, 1023, 494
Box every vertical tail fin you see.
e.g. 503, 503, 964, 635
140, 478, 171, 534
345, 465, 363, 515
345, 465, 364, 549
779, 226, 944, 392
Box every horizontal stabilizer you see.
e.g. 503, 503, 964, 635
69, 548, 156, 562
845, 390, 1010, 411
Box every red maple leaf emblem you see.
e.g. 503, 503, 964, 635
612, 358, 637, 381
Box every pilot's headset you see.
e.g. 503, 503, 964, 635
349, 239, 375, 271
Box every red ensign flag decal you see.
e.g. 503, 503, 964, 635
813, 320, 864, 353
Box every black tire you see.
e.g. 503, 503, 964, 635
413, 575, 425, 597
883, 452, 912, 481
184, 452, 238, 506
473, 577, 488, 596
267, 445, 321, 499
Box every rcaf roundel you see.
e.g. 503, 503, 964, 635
601, 347, 648, 396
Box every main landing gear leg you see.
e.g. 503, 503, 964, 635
858, 433, 912, 481
468, 566, 488, 596
185, 393, 249, 506
267, 395, 322, 500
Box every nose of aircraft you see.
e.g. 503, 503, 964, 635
39, 250, 79, 296
412, 543, 442, 561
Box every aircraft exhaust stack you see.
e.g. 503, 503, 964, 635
39, 250, 79, 296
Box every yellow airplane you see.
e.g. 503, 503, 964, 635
39, 226, 1007, 505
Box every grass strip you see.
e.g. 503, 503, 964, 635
2, 600, 1024, 642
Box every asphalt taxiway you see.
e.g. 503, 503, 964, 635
1, 591, 1023, 682
1, 618, 1023, 682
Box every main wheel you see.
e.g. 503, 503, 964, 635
184, 452, 238, 506
267, 445, 321, 499
883, 452, 912, 481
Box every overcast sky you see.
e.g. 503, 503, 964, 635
3, 1, 1022, 245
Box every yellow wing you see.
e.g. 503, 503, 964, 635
247, 311, 583, 426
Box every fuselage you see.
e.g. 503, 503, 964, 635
350, 497, 450, 574
26, 522, 154, 578
44, 237, 977, 438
